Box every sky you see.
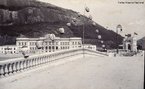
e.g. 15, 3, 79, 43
38, 0, 145, 39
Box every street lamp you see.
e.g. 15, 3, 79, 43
116, 24, 122, 54
66, 5, 90, 58
98, 35, 102, 39
66, 23, 71, 27
96, 29, 99, 33
102, 44, 105, 48
101, 40, 104, 44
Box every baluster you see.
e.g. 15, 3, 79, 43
45, 56, 47, 62
34, 59, 36, 66
0, 65, 4, 77
50, 55, 53, 61
33, 59, 35, 66
20, 61, 23, 71
40, 58, 43, 64
12, 63, 17, 73
35, 58, 37, 66
46, 56, 49, 62
17, 62, 21, 72
25, 60, 28, 69
44, 57, 46, 63
35, 59, 37, 65
31, 59, 33, 67
43, 57, 45, 63
31, 60, 33, 67
27, 60, 30, 69
29, 60, 31, 68
23, 61, 27, 70
4, 64, 9, 76
38, 58, 41, 65
37, 58, 40, 65
18, 61, 21, 72
41, 57, 43, 64
42, 58, 45, 64
32, 59, 35, 67
33, 59, 36, 66
8, 64, 13, 75
36, 58, 39, 65
42, 57, 45, 64
41, 57, 44, 64
16, 62, 20, 72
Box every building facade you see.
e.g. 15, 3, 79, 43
16, 34, 82, 54
0, 45, 18, 54
123, 36, 137, 52
84, 44, 97, 51
0, 34, 98, 55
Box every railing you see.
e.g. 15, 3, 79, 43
0, 48, 107, 78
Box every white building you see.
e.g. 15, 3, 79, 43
0, 34, 99, 56
84, 44, 96, 51
0, 45, 18, 54
16, 34, 82, 54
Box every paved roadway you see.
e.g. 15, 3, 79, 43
0, 54, 144, 89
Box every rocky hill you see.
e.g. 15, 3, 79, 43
0, 0, 123, 49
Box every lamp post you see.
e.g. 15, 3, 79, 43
66, 5, 90, 58
116, 24, 122, 54
81, 6, 90, 58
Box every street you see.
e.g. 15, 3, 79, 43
0, 55, 144, 89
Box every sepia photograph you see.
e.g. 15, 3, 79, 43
0, 0, 144, 89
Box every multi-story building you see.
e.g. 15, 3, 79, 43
0, 34, 98, 56
16, 34, 82, 54
84, 44, 97, 51
0, 45, 18, 54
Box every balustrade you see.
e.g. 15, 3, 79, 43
0, 48, 107, 78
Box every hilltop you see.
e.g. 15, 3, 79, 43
0, 0, 123, 49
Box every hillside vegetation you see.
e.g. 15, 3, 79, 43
0, 0, 123, 49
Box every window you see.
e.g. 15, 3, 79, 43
49, 42, 51, 45
46, 46, 48, 50
25, 42, 26, 45
19, 42, 21, 46
56, 46, 58, 50
52, 46, 54, 49
45, 42, 47, 45
52, 42, 54, 45
56, 42, 58, 45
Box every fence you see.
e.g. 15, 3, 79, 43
0, 48, 107, 78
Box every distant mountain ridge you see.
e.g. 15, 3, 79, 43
137, 36, 145, 50
0, 0, 123, 49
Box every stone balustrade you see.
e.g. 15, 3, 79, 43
0, 48, 107, 78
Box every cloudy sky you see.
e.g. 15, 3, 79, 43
38, 0, 145, 39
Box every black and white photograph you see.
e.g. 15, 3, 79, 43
0, 0, 144, 89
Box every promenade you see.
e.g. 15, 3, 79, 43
0, 54, 144, 89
